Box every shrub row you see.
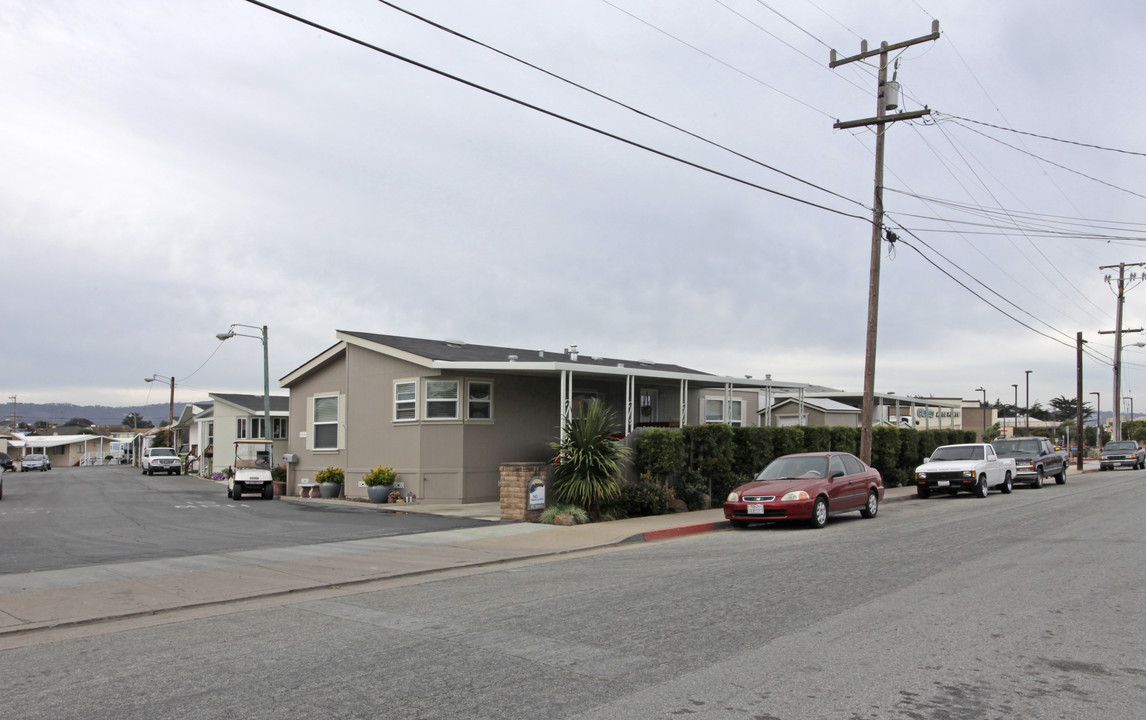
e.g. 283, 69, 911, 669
634, 425, 977, 497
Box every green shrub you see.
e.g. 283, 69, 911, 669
271, 465, 286, 483
802, 426, 831, 452
363, 465, 398, 487
550, 401, 629, 520
617, 481, 671, 517
673, 469, 710, 510
634, 429, 688, 483
538, 504, 589, 525
315, 466, 344, 484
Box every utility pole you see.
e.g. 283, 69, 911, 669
831, 21, 940, 464
1025, 369, 1032, 431
1076, 333, 1085, 471
8, 395, 15, 429
1099, 262, 1144, 442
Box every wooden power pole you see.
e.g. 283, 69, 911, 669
831, 21, 940, 464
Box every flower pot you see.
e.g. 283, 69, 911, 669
319, 482, 342, 499
367, 485, 392, 503
272, 480, 286, 496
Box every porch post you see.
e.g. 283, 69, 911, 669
680, 379, 688, 426
724, 383, 732, 424
799, 387, 806, 426
559, 370, 568, 444
625, 374, 635, 435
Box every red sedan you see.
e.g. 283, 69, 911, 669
723, 452, 884, 529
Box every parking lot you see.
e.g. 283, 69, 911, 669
0, 465, 493, 574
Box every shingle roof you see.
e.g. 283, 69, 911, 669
212, 393, 290, 413
340, 331, 710, 375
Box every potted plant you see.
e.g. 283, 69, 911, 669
271, 465, 287, 496
363, 465, 398, 503
314, 466, 344, 499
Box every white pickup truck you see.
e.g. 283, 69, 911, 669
914, 443, 1016, 498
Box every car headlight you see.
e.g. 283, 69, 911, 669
780, 490, 810, 502
916, 472, 926, 479
726, 492, 739, 503
962, 470, 975, 477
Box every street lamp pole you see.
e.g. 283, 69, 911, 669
1011, 383, 1019, 438
1090, 391, 1102, 451
1024, 370, 1032, 432
975, 386, 987, 439
145, 374, 175, 445
217, 324, 271, 459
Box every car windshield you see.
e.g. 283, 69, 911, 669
150, 448, 176, 457
992, 439, 1041, 455
1105, 441, 1138, 452
756, 456, 829, 480
930, 445, 984, 461
234, 443, 271, 469
26, 454, 44, 461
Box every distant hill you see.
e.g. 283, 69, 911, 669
6, 401, 210, 428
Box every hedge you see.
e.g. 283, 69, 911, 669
633, 425, 977, 495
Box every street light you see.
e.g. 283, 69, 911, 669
144, 374, 175, 440
975, 386, 987, 439
1090, 391, 1102, 451
1024, 370, 1032, 432
217, 323, 271, 461
1011, 383, 1019, 438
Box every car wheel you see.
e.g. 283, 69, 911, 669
232, 486, 242, 501
808, 496, 828, 529
226, 486, 233, 499
860, 490, 879, 518
174, 468, 181, 476
1055, 466, 1067, 484
262, 484, 273, 500
729, 519, 748, 528
916, 485, 931, 499
147, 468, 154, 476
974, 474, 989, 498
1032, 468, 1044, 489
1000, 472, 1013, 494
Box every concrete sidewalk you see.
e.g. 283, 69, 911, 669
0, 469, 1085, 637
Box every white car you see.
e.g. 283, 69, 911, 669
142, 447, 181, 476
914, 443, 1016, 498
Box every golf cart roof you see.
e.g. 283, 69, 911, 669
233, 439, 273, 445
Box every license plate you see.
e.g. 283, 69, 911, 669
747, 503, 765, 515
937, 480, 949, 487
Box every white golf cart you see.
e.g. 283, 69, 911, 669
227, 439, 274, 500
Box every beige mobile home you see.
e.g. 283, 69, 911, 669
280, 331, 807, 504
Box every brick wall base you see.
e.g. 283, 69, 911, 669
499, 462, 549, 522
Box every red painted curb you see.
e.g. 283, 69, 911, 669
642, 522, 721, 542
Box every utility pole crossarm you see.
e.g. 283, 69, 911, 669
830, 21, 940, 67
834, 109, 930, 130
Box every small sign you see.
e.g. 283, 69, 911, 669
358, 480, 367, 488
528, 476, 545, 510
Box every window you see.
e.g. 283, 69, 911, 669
426, 380, 459, 420
273, 417, 288, 440
313, 395, 339, 450
830, 455, 846, 477
704, 398, 744, 426
236, 418, 248, 439
207, 422, 214, 444
467, 381, 493, 420
395, 381, 417, 421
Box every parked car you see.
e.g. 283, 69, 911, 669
21, 454, 51, 471
724, 452, 884, 529
1098, 441, 1145, 471
141, 447, 181, 476
914, 443, 1015, 498
0, 452, 13, 471
991, 437, 1067, 487
0, 466, 4, 500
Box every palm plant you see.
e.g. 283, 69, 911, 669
550, 401, 630, 520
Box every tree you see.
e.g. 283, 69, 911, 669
65, 417, 94, 428
550, 401, 630, 521
1048, 396, 1088, 423
122, 412, 153, 429
151, 429, 173, 447
983, 422, 1002, 442
33, 420, 51, 429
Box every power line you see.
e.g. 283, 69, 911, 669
241, 0, 870, 222
374, 0, 868, 210
937, 112, 1146, 158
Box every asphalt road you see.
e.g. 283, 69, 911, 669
0, 466, 491, 574
2, 469, 1144, 719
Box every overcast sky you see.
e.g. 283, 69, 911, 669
4, 0, 1146, 416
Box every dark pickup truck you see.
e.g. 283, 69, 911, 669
991, 437, 1066, 487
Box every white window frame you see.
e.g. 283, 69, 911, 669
703, 397, 744, 427
425, 379, 460, 420
236, 417, 248, 439
466, 380, 494, 421
312, 394, 340, 450
395, 380, 418, 422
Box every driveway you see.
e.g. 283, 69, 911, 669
0, 466, 493, 574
